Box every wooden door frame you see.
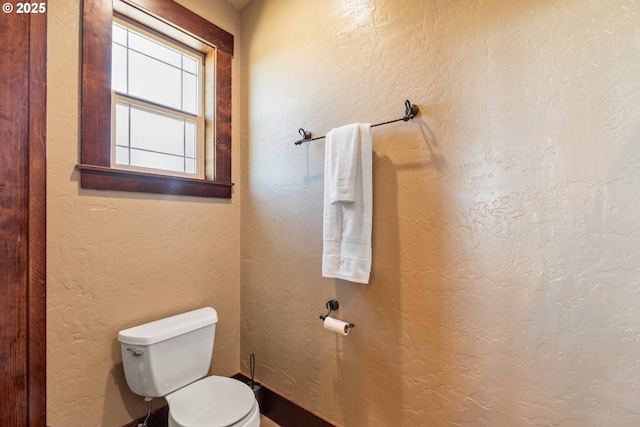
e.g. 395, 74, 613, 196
0, 9, 47, 426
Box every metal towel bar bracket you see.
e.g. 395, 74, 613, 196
295, 99, 419, 145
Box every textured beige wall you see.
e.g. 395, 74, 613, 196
240, 1, 640, 426
46, 1, 241, 425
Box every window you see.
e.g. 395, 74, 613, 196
111, 20, 204, 177
78, 0, 234, 198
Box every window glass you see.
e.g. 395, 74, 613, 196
129, 106, 185, 155
111, 44, 128, 92
115, 102, 197, 175
114, 102, 129, 149
183, 56, 198, 74
112, 22, 200, 114
111, 21, 202, 177
128, 31, 182, 68
112, 23, 127, 45
182, 71, 198, 114
185, 122, 196, 158
128, 50, 183, 109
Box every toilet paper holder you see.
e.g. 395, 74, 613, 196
319, 299, 355, 328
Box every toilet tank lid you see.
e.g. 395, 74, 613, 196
118, 307, 218, 346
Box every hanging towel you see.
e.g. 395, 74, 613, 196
326, 124, 361, 204
322, 123, 373, 284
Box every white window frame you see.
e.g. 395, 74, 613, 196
110, 17, 205, 179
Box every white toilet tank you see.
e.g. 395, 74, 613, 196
118, 307, 218, 398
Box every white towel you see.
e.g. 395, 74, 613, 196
326, 123, 360, 204
322, 123, 372, 284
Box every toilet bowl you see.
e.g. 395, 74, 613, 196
118, 308, 259, 427
166, 376, 260, 427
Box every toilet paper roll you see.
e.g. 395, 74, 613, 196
323, 316, 352, 336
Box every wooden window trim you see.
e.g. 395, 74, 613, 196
78, 0, 233, 198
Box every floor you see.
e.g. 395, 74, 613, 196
260, 415, 281, 427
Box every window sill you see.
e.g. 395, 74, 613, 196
76, 164, 233, 198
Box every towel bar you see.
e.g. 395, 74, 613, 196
295, 100, 419, 145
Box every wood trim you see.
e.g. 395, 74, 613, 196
204, 50, 216, 180
120, 0, 234, 55
0, 8, 47, 426
0, 12, 30, 427
77, 164, 233, 198
79, 0, 234, 198
28, 11, 48, 427
81, 0, 112, 166
216, 49, 233, 183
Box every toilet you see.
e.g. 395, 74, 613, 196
118, 307, 260, 427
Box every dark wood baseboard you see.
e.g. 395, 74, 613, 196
232, 373, 337, 427
124, 373, 337, 427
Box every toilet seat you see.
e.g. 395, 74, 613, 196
166, 376, 258, 427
